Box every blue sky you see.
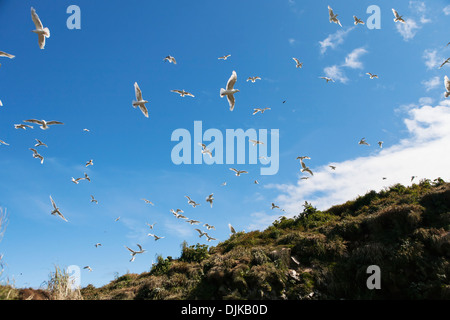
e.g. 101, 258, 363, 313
1, 0, 450, 288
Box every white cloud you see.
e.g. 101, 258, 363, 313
288, 38, 296, 46
423, 49, 442, 69
343, 48, 368, 69
418, 97, 434, 106
319, 27, 354, 54
324, 65, 348, 83
422, 76, 441, 91
265, 100, 450, 219
395, 18, 420, 41
443, 5, 450, 15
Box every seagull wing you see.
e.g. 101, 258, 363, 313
31, 7, 44, 30
0, 51, 15, 59
136, 244, 143, 251
24, 119, 44, 125
226, 71, 237, 90
50, 195, 57, 210
445, 76, 450, 92
38, 34, 46, 49
227, 94, 235, 111
46, 121, 64, 126
134, 82, 143, 101
328, 6, 334, 19
229, 168, 238, 173
139, 105, 149, 118
392, 8, 399, 19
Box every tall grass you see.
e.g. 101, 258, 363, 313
45, 265, 83, 300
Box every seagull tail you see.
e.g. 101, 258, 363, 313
220, 88, 226, 97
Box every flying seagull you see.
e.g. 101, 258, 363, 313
249, 139, 264, 146
85, 159, 93, 167
29, 148, 44, 164
378, 141, 383, 148
142, 199, 154, 205
271, 203, 280, 210
0, 51, 15, 59
90, 195, 98, 204
146, 222, 156, 229
185, 196, 201, 208
83, 128, 90, 132
171, 89, 195, 97
31, 7, 50, 49
411, 176, 417, 182
353, 16, 365, 25
252, 107, 270, 115
220, 70, 240, 111
186, 219, 201, 225
83, 173, 91, 182
94, 243, 102, 248
392, 8, 405, 23
132, 82, 149, 118
439, 58, 450, 69
205, 234, 217, 242
292, 57, 303, 68
254, 180, 259, 184
228, 223, 236, 235
124, 244, 146, 262
34, 139, 47, 148
329, 165, 336, 170
163, 55, 177, 64
299, 159, 313, 176
195, 229, 207, 238
247, 76, 261, 83
366, 72, 378, 79
218, 54, 231, 60
0, 140, 10, 146
204, 223, 215, 230
229, 168, 248, 176
198, 143, 213, 158
50, 196, 68, 222
83, 266, 93, 272
23, 119, 63, 130
71, 177, 83, 184
320, 76, 334, 83
148, 233, 164, 241
328, 6, 342, 27
359, 138, 370, 146
206, 193, 214, 208
14, 124, 33, 130
445, 76, 450, 98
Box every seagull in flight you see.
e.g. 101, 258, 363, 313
84, 173, 91, 182
300, 159, 313, 176
124, 244, 146, 262
320, 76, 334, 83
252, 107, 270, 115
148, 233, 164, 241
247, 76, 261, 83
366, 72, 378, 79
392, 8, 405, 23
14, 124, 33, 130
171, 89, 195, 97
185, 196, 201, 208
378, 141, 383, 148
359, 138, 370, 146
206, 193, 214, 208
229, 168, 248, 176
271, 203, 280, 210
249, 139, 264, 146
163, 55, 177, 64
186, 219, 201, 225
353, 16, 365, 25
220, 70, 239, 111
218, 54, 231, 60
292, 57, 303, 68
50, 196, 68, 222
296, 156, 311, 161
142, 198, 154, 206
71, 177, 84, 184
328, 6, 342, 27
31, 7, 50, 49
85, 159, 93, 167
229, 223, 236, 235
0, 51, 15, 59
34, 139, 47, 148
23, 119, 63, 130
146, 222, 156, 229
204, 223, 215, 230
205, 234, 217, 242
83, 266, 93, 272
445, 76, 450, 98
90, 195, 98, 204
411, 176, 417, 182
29, 148, 44, 164
198, 143, 213, 158
439, 58, 450, 69
194, 229, 207, 238
329, 165, 336, 170
132, 82, 149, 118
94, 243, 102, 248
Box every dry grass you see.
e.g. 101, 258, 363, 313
45, 265, 83, 300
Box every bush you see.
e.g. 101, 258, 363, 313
180, 242, 209, 263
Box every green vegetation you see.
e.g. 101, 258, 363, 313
2, 179, 450, 299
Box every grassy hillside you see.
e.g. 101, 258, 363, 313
3, 179, 450, 300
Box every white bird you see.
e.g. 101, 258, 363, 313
353, 16, 365, 25
163, 55, 177, 64
444, 76, 450, 98
148, 233, 164, 241
146, 222, 156, 229
320, 76, 334, 83
50, 195, 68, 222
218, 54, 231, 60
206, 193, 214, 208
228, 223, 236, 235
83, 128, 90, 132
198, 143, 213, 158
328, 6, 342, 27
23, 119, 63, 130
34, 139, 47, 148
297, 156, 311, 161
229, 168, 248, 176
14, 124, 33, 130
366, 72, 378, 79
220, 70, 240, 111
221, 182, 227, 186
300, 159, 313, 176
90, 195, 98, 204
115, 217, 120, 222
185, 195, 201, 208
440, 58, 450, 69
249, 139, 264, 146
194, 229, 207, 238
31, 7, 50, 49
392, 8, 405, 23
171, 209, 187, 219
378, 141, 383, 148
247, 76, 261, 83
94, 243, 102, 248
205, 234, 217, 242
142, 198, 154, 205
359, 138, 370, 146
171, 89, 195, 97
292, 57, 303, 68
132, 82, 149, 118
329, 165, 336, 170
124, 244, 146, 262
271, 203, 280, 210
29, 148, 44, 164
204, 223, 215, 230
186, 219, 201, 225
254, 180, 259, 184
83, 266, 93, 272
71, 177, 83, 184
86, 159, 93, 167
0, 51, 15, 59
252, 107, 270, 115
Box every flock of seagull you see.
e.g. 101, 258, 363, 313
0, 5, 449, 271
